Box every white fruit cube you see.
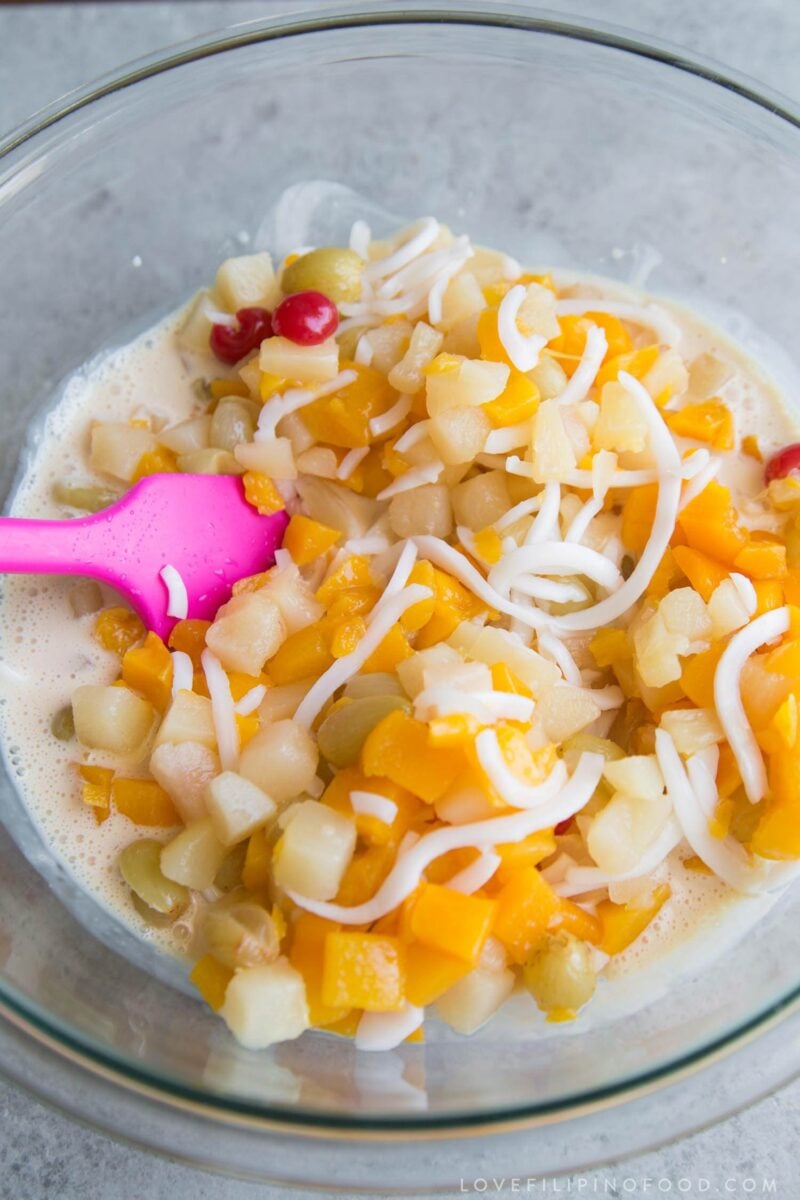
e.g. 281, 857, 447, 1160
214, 251, 281, 312
149, 740, 220, 824
160, 817, 227, 889
90, 423, 158, 482
205, 591, 286, 675
155, 691, 216, 750
537, 685, 602, 742
220, 960, 309, 1049
531, 399, 577, 482
238, 719, 319, 803
426, 355, 509, 415
429, 405, 491, 465
273, 800, 356, 900
259, 336, 339, 384
603, 755, 664, 804
72, 685, 154, 755
436, 966, 515, 1034
593, 382, 649, 454
388, 322, 443, 394
206, 771, 277, 845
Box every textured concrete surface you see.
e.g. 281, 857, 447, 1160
1, 1, 800, 1197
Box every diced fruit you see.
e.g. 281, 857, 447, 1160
751, 748, 800, 858
435, 964, 515, 1034
272, 290, 338, 346
321, 932, 405, 1012
426, 354, 510, 415
273, 800, 356, 900
149, 741, 220, 824
450, 623, 560, 695
259, 335, 339, 384
160, 818, 228, 889
536, 686, 602, 742
603, 755, 664, 803
155, 690, 216, 750
168, 619, 212, 668
621, 485, 658, 555
406, 883, 497, 966
214, 251, 280, 312
210, 308, 273, 365
666, 400, 735, 450
388, 322, 444, 394
238, 719, 319, 803
283, 514, 341, 565
493, 867, 561, 963
672, 545, 729, 602
361, 709, 464, 803
531, 399, 576, 481
678, 482, 748, 566
522, 931, 596, 1015
257, 562, 323, 633
451, 469, 511, 530
160, 415, 211, 455
112, 777, 179, 827
203, 899, 280, 969
281, 247, 363, 304
90, 422, 157, 481
120, 839, 188, 916
94, 606, 145, 655
220, 960, 310, 1049
189, 955, 234, 1012
597, 883, 671, 954
72, 685, 154, 755
587, 789, 670, 874
593, 382, 648, 453
708, 578, 751, 638
660, 707, 723, 754
429, 405, 491, 465
388, 483, 454, 539
121, 632, 173, 711
404, 943, 471, 1006
205, 771, 277, 845
209, 399, 256, 452
317, 694, 411, 768
176, 449, 243, 476
301, 363, 395, 448
206, 591, 286, 675
732, 538, 787, 581
268, 623, 333, 685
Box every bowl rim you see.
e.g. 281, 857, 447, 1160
2, 0, 800, 1138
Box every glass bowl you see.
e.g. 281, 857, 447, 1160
1, 2, 800, 1187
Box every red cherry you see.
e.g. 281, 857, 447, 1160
554, 817, 573, 836
764, 443, 800, 484
272, 290, 339, 346
209, 307, 272, 365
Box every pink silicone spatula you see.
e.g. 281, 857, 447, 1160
0, 474, 288, 638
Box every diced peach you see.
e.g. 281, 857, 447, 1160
672, 545, 730, 602
121, 632, 173, 711
406, 883, 497, 966
597, 883, 671, 955
321, 932, 405, 1012
678, 481, 748, 566
492, 867, 560, 964
361, 709, 465, 803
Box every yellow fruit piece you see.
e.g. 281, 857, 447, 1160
316, 556, 373, 607
381, 441, 410, 479
666, 400, 735, 450
78, 764, 114, 824
589, 627, 630, 670
258, 372, 285, 402
473, 527, 503, 564
621, 484, 658, 554
242, 826, 271, 891
645, 548, 683, 602
400, 561, 437, 632
133, 446, 179, 480
678, 481, 748, 566
493, 866, 561, 963
732, 538, 787, 581
361, 623, 412, 673
111, 778, 179, 827
716, 743, 742, 798
321, 932, 406, 1012
595, 344, 660, 390
414, 564, 487, 650
335, 844, 395, 905
168, 619, 212, 669
283, 514, 341, 566
289, 913, 351, 1027
751, 750, 800, 860
597, 883, 671, 955
361, 709, 465, 803
301, 364, 396, 448
683, 854, 712, 874
427, 713, 481, 748
330, 616, 367, 659
242, 472, 284, 516
490, 662, 533, 696
753, 579, 785, 616
553, 899, 603, 945
322, 766, 421, 847
190, 954, 233, 1012
121, 631, 173, 711
94, 606, 146, 656
406, 882, 497, 966
268, 623, 333, 685
404, 942, 471, 1006
680, 643, 725, 709
235, 713, 260, 746
494, 830, 556, 883
209, 377, 251, 401
482, 369, 540, 426
491, 725, 556, 787
225, 671, 267, 701
549, 313, 632, 375
740, 435, 761, 462
672, 544, 729, 602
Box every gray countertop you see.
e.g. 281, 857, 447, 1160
2, 2, 800, 1197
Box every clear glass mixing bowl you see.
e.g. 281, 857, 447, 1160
1, 2, 800, 1187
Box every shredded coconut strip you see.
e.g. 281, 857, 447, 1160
200, 648, 239, 771
484, 421, 532, 454
555, 323, 608, 406
494, 495, 544, 532
546, 371, 683, 632
288, 753, 604, 924
170, 650, 194, 698
497, 284, 547, 371
489, 541, 623, 594
555, 816, 683, 898
369, 394, 412, 438
656, 729, 769, 894
336, 446, 369, 480
235, 684, 267, 716
565, 497, 603, 544
730, 572, 757, 617
411, 535, 548, 629
354, 334, 373, 366
525, 481, 561, 545
537, 631, 582, 686
475, 731, 569, 809
350, 791, 399, 825
384, 539, 418, 597
349, 219, 371, 259
293, 583, 431, 728
510, 577, 587, 605
256, 370, 357, 441
555, 297, 682, 346
160, 564, 188, 619
414, 686, 535, 724
679, 456, 722, 510
364, 218, 440, 284
447, 851, 502, 895
394, 421, 429, 453
714, 606, 790, 804
376, 460, 443, 500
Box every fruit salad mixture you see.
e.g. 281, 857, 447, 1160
66, 217, 800, 1051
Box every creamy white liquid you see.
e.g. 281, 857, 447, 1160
0, 277, 797, 1016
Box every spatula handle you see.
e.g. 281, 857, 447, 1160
0, 515, 103, 577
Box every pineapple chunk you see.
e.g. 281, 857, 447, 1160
160, 416, 211, 455
588, 789, 671, 874
659, 588, 711, 646
429, 406, 491, 465
206, 591, 286, 675
238, 719, 318, 804
632, 611, 682, 688
388, 483, 454, 539
234, 437, 297, 479
708, 578, 750, 639
214, 251, 281, 312
436, 965, 515, 1034
536, 686, 602, 742
367, 320, 414, 375
155, 691, 216, 751
529, 354, 568, 400
449, 624, 561, 696
531, 399, 577, 482
177, 290, 216, 355
261, 564, 324, 634
396, 645, 462, 698
451, 469, 511, 530
259, 336, 339, 384
439, 271, 486, 330
660, 708, 723, 754
273, 800, 356, 900
426, 355, 509, 415
205, 771, 277, 846
388, 322, 444, 394
602, 755, 664, 804
160, 817, 227, 889
90, 423, 158, 482
593, 382, 648, 454
642, 348, 688, 403
688, 352, 732, 399
72, 686, 154, 755
150, 740, 220, 824
517, 282, 560, 341
220, 960, 309, 1049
